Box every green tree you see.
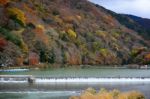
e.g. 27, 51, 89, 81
48, 48, 56, 64
34, 40, 47, 62
61, 48, 67, 64
7, 7, 26, 26
0, 27, 22, 47
40, 50, 47, 62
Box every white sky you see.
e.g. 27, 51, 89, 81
89, 0, 150, 18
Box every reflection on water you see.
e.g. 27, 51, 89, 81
1, 68, 150, 78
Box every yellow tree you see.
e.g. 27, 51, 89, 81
7, 7, 26, 26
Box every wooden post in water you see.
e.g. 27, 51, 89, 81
27, 76, 35, 84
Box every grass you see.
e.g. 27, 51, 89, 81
70, 88, 145, 99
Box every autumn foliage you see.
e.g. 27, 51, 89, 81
0, 37, 7, 51
0, 0, 150, 66
15, 56, 23, 66
29, 52, 39, 65
7, 7, 26, 26
0, 0, 9, 5
67, 29, 77, 39
33, 25, 49, 45
145, 53, 150, 63
70, 88, 145, 99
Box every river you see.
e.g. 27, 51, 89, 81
0, 68, 150, 99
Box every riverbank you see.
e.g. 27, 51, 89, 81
1, 64, 150, 70
70, 88, 145, 99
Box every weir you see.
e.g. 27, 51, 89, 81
1, 75, 150, 84
0, 75, 35, 84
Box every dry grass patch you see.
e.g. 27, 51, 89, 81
70, 88, 145, 99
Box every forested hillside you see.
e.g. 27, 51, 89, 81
0, 0, 150, 67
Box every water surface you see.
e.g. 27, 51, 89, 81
1, 68, 150, 99
1, 68, 150, 78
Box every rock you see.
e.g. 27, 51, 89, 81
28, 76, 35, 84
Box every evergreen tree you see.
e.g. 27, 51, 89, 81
48, 48, 55, 64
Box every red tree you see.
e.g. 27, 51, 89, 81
29, 52, 39, 65
0, 0, 9, 5
145, 53, 150, 62
0, 37, 7, 51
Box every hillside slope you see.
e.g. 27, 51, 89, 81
96, 5, 150, 41
127, 15, 150, 29
126, 15, 150, 40
0, 0, 150, 67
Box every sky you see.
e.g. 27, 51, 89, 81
89, 0, 150, 19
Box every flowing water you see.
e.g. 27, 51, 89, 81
1, 68, 150, 99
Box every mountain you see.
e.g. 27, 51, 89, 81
126, 15, 150, 39
96, 5, 150, 41
0, 0, 149, 67
127, 15, 150, 29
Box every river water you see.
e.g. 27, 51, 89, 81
0, 68, 150, 99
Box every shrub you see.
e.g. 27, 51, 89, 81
70, 88, 145, 99
99, 88, 108, 93
7, 7, 26, 26
118, 91, 145, 99
82, 87, 97, 95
